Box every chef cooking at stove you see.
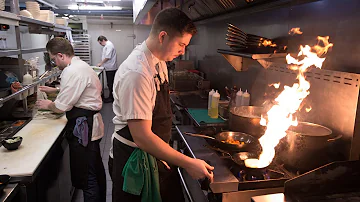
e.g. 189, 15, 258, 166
110, 8, 214, 202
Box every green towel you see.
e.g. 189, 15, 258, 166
122, 148, 162, 202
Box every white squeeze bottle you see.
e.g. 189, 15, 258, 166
241, 90, 250, 106
210, 90, 220, 119
208, 89, 215, 116
235, 88, 243, 107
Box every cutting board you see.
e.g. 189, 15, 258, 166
186, 108, 225, 125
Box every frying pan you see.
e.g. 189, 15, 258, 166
184, 131, 260, 152
205, 144, 259, 166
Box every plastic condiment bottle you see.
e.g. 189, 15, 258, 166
208, 89, 215, 116
23, 73, 33, 85
235, 88, 243, 107
241, 90, 250, 106
210, 90, 220, 119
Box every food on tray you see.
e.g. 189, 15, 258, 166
222, 139, 245, 145
12, 120, 25, 127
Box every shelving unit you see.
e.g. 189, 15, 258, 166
0, 1, 72, 114
72, 34, 91, 65
217, 49, 288, 71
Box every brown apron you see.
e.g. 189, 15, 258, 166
112, 74, 185, 202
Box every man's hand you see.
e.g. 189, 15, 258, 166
11, 82, 22, 94
39, 86, 57, 94
97, 63, 102, 67
36, 99, 53, 110
184, 158, 214, 182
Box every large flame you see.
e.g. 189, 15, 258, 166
244, 33, 333, 168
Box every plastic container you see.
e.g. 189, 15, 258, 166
208, 89, 215, 116
210, 90, 220, 119
235, 89, 243, 107
241, 90, 250, 106
23, 73, 33, 85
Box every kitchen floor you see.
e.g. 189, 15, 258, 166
72, 101, 114, 202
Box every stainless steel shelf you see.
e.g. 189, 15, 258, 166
0, 71, 61, 106
217, 49, 288, 71
0, 49, 20, 57
21, 48, 47, 54
19, 16, 54, 27
0, 11, 20, 26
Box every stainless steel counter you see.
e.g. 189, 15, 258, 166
0, 183, 19, 202
175, 125, 239, 193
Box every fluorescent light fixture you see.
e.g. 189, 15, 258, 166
54, 13, 59, 16
116, 30, 121, 31
62, 16, 69, 19
68, 5, 123, 10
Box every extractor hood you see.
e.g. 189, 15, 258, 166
133, 0, 266, 25
133, 0, 322, 25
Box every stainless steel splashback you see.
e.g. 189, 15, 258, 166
250, 64, 360, 161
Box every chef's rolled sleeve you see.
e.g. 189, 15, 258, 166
117, 71, 153, 121
54, 73, 89, 112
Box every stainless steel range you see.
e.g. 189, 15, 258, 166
174, 125, 297, 202
174, 125, 360, 202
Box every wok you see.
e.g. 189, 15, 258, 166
184, 131, 260, 152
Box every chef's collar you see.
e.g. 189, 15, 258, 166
141, 41, 160, 77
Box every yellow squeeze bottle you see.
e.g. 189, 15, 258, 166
210, 90, 220, 119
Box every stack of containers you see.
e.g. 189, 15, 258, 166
56, 18, 68, 26
0, 0, 5, 11
39, 10, 55, 23
25, 1, 40, 20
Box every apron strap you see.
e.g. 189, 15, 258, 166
113, 132, 138, 148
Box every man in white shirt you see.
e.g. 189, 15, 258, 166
97, 36, 117, 103
111, 8, 214, 202
36, 37, 106, 202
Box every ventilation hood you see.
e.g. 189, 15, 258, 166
133, 0, 322, 25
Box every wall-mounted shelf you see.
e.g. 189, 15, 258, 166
0, 11, 20, 26
19, 16, 72, 34
217, 49, 288, 71
0, 49, 21, 57
19, 16, 54, 27
21, 48, 47, 54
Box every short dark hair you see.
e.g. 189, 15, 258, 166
46, 37, 74, 56
150, 8, 197, 37
97, 35, 107, 41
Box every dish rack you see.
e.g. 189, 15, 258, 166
72, 34, 91, 65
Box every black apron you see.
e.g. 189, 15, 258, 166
113, 77, 185, 202
65, 107, 104, 189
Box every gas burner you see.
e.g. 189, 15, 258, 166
237, 169, 272, 181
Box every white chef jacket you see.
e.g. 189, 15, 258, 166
54, 56, 104, 141
109, 41, 168, 158
101, 40, 118, 71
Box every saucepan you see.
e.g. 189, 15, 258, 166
278, 122, 343, 173
184, 131, 260, 152
228, 106, 266, 138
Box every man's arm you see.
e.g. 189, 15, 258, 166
97, 58, 110, 67
128, 119, 214, 181
36, 99, 64, 114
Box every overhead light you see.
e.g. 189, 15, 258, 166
68, 5, 123, 10
116, 30, 121, 32
54, 13, 59, 16
62, 16, 69, 19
